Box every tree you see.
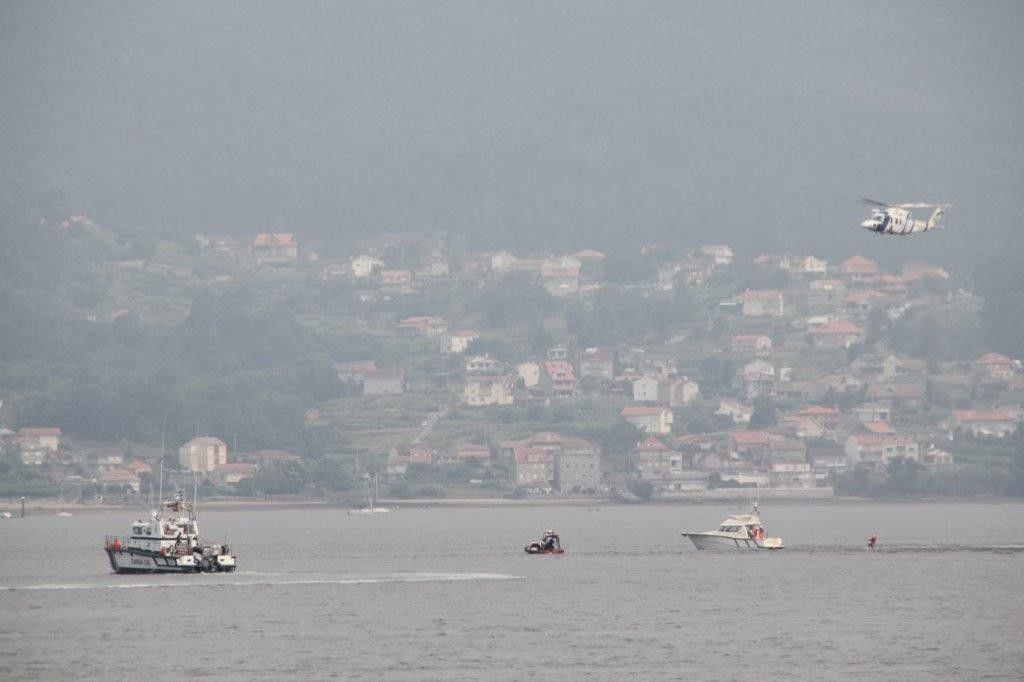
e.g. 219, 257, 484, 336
885, 457, 923, 495
252, 460, 307, 495
599, 419, 642, 456
626, 479, 654, 501
749, 398, 777, 427
698, 356, 735, 390
473, 275, 555, 329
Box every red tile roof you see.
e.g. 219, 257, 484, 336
952, 410, 1018, 422
974, 353, 1014, 366
18, 427, 62, 437
840, 255, 878, 273
730, 431, 769, 445
633, 437, 670, 452
253, 233, 295, 246
620, 406, 668, 417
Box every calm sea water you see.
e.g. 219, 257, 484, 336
2, 501, 1023, 680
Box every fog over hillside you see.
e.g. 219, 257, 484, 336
2, 1, 1023, 268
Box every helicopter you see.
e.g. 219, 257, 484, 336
859, 198, 950, 235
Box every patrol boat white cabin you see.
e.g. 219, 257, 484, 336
104, 491, 236, 573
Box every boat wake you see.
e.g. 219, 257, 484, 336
782, 544, 1024, 555
0, 572, 522, 592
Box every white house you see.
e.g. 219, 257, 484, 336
445, 330, 479, 354
351, 254, 384, 278
517, 362, 541, 388
620, 406, 674, 434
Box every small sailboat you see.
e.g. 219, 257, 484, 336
348, 473, 390, 515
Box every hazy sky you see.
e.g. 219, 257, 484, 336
2, 1, 1022, 267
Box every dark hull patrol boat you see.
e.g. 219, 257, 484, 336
104, 491, 236, 574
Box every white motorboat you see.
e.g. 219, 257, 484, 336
103, 491, 236, 573
682, 504, 784, 550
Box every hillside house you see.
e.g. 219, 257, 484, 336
514, 447, 554, 487
851, 354, 903, 381
729, 431, 770, 463
844, 434, 919, 469
973, 353, 1018, 381
439, 443, 491, 465
766, 437, 807, 463
179, 437, 228, 473
809, 320, 865, 349
738, 290, 784, 317
335, 360, 376, 384
808, 279, 846, 302
214, 462, 257, 486
539, 361, 578, 397
902, 262, 949, 281
742, 360, 776, 399
855, 403, 892, 423
838, 255, 879, 282
716, 400, 753, 424
555, 451, 601, 492
379, 269, 414, 292
464, 373, 515, 406
351, 254, 384, 278
633, 376, 662, 403
252, 233, 298, 264
99, 468, 141, 493
237, 450, 301, 467
387, 443, 436, 475
921, 444, 954, 467
629, 437, 703, 491
85, 447, 126, 471
795, 405, 841, 429
668, 378, 700, 407
949, 409, 1021, 437
779, 415, 827, 439
731, 334, 772, 356
396, 316, 448, 337
620, 406, 674, 434
794, 256, 828, 276
466, 355, 504, 373
540, 261, 580, 297
579, 347, 617, 380
699, 244, 734, 266
17, 427, 61, 452
445, 330, 479, 354
809, 447, 848, 482
517, 362, 541, 388
363, 369, 404, 395
866, 383, 925, 408
770, 461, 816, 489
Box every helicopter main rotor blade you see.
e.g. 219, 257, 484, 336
859, 197, 891, 207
